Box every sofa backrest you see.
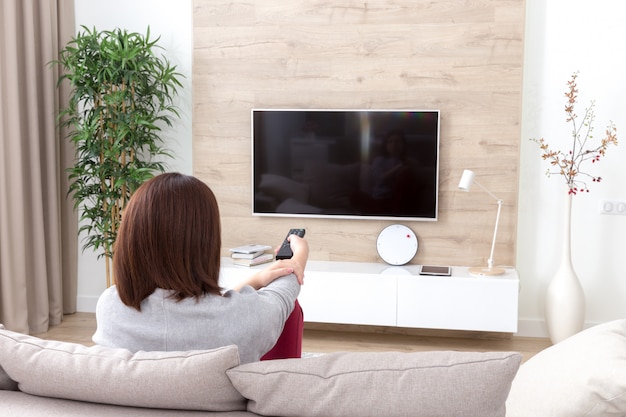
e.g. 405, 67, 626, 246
1, 323, 522, 417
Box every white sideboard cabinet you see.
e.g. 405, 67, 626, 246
219, 258, 519, 333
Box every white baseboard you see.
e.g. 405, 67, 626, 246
76, 296, 99, 313
514, 319, 548, 338
514, 318, 600, 339
69, 304, 599, 340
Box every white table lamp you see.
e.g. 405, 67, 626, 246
458, 169, 505, 276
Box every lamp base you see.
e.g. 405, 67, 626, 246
469, 266, 506, 276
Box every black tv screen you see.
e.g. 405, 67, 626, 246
252, 109, 440, 221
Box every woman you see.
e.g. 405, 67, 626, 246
92, 173, 308, 364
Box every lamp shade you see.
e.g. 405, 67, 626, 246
458, 169, 475, 191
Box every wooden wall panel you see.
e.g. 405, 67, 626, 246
193, 0, 525, 267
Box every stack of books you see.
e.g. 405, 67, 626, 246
229, 244, 274, 267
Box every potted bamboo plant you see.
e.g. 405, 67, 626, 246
55, 26, 183, 287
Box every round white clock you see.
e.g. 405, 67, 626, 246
376, 224, 418, 266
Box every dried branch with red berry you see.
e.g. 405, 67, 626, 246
532, 71, 618, 195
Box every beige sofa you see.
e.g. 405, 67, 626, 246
0, 323, 520, 417
1, 319, 626, 417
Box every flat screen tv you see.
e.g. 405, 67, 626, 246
252, 109, 440, 221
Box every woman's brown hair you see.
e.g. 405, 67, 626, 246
113, 173, 222, 310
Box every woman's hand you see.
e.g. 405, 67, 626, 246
279, 235, 308, 270
267, 234, 308, 285
233, 235, 309, 290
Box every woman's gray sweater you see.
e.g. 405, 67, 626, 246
92, 274, 300, 364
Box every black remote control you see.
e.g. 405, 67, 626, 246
275, 228, 306, 260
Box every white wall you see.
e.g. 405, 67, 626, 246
74, 1, 626, 339
73, 0, 193, 311
517, 0, 626, 336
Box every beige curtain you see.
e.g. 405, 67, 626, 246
0, 0, 76, 334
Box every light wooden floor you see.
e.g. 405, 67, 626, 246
38, 312, 551, 363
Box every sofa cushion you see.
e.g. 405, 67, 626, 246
0, 324, 19, 391
0, 364, 18, 391
506, 318, 626, 417
0, 327, 246, 411
227, 350, 522, 417
0, 390, 254, 417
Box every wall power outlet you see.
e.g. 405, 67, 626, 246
600, 200, 626, 215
